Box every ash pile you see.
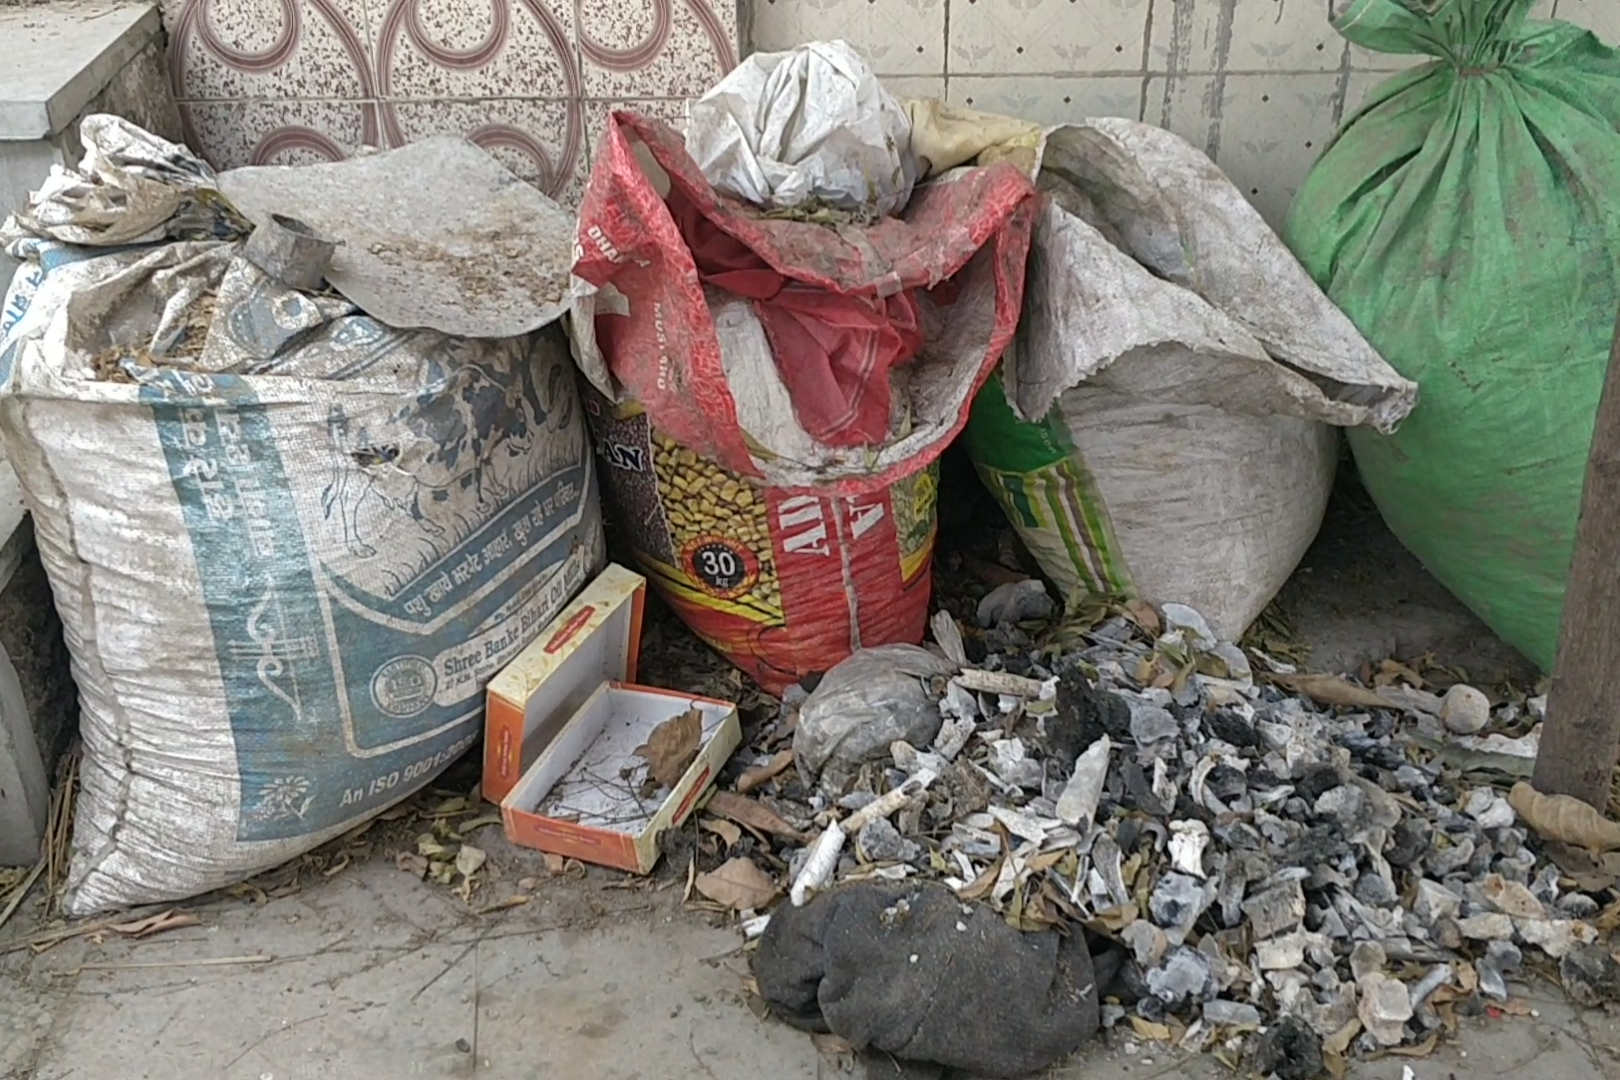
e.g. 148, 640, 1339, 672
728, 583, 1620, 1075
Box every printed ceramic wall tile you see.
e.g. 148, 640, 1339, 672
384, 99, 588, 201
1147, 72, 1343, 227
162, 0, 374, 100
881, 76, 948, 99
1149, 0, 1344, 74
583, 97, 693, 159
577, 0, 740, 98
373, 0, 577, 100
749, 0, 946, 75
947, 0, 1150, 76
1556, 0, 1620, 43
181, 100, 376, 169
947, 74, 1142, 125
1341, 68, 1400, 117
162, 0, 739, 183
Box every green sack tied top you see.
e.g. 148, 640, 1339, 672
1285, 0, 1620, 671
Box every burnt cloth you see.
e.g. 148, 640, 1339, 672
752, 881, 1105, 1077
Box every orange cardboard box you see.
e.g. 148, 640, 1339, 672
483, 563, 646, 804
484, 563, 741, 873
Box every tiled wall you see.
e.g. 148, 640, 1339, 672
751, 0, 1619, 226
162, 0, 740, 204
164, 0, 1619, 225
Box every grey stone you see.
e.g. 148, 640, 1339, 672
1413, 880, 1462, 924
1201, 998, 1262, 1028
1349, 941, 1386, 982
1426, 837, 1475, 877
1145, 946, 1216, 1006
1561, 944, 1620, 1007
1149, 872, 1211, 945
1242, 880, 1305, 940
1440, 684, 1490, 735
1312, 784, 1366, 823
1129, 705, 1180, 746
1356, 972, 1412, 1047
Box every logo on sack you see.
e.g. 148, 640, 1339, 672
681, 536, 760, 600
370, 655, 438, 718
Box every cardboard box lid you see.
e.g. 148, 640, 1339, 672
482, 562, 646, 803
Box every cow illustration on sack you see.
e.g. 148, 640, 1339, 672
319, 336, 567, 583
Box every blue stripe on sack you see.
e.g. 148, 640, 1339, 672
140, 365, 592, 842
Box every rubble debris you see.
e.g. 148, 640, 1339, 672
1356, 972, 1413, 1046
752, 882, 1104, 1077
976, 579, 1056, 627
1253, 1016, 1324, 1080
1559, 943, 1620, 1006
726, 598, 1615, 1070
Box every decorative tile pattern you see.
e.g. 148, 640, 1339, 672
160, 0, 1610, 223
1557, 0, 1620, 43
161, 0, 375, 100
1149, 72, 1343, 227
948, 0, 1150, 76
161, 0, 740, 202
749, 0, 946, 75
948, 75, 1142, 125
1148, 0, 1344, 74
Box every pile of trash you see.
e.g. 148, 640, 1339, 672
709, 584, 1620, 1075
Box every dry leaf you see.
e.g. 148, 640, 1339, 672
693, 857, 778, 910
1090, 903, 1138, 933
1390, 1031, 1440, 1057
395, 852, 429, 878
417, 834, 450, 858
1128, 1016, 1171, 1042
110, 910, 200, 939
811, 1032, 857, 1072
635, 708, 703, 789
1124, 599, 1161, 636
455, 845, 488, 878
1272, 673, 1388, 710
956, 854, 1004, 902
425, 796, 470, 817
1323, 1051, 1348, 1080
543, 853, 567, 873
1323, 1019, 1361, 1056
1493, 998, 1535, 1017
737, 749, 796, 794
1509, 782, 1620, 854
458, 814, 502, 832
705, 791, 812, 843
472, 895, 529, 915
1456, 962, 1479, 993
700, 817, 743, 849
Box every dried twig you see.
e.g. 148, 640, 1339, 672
0, 861, 44, 934
70, 954, 272, 973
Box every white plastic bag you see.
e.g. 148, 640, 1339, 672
964, 120, 1419, 640
793, 645, 956, 787
684, 40, 915, 217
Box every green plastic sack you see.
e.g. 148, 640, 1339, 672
1284, 0, 1620, 671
